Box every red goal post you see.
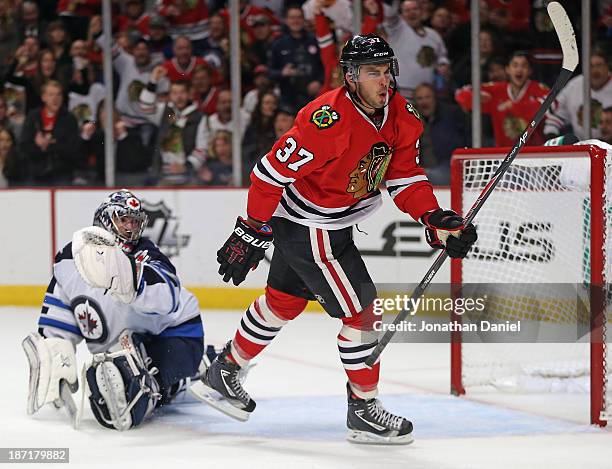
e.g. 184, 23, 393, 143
450, 144, 609, 427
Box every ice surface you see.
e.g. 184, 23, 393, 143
1, 307, 610, 469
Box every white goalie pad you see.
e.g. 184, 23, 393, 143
22, 332, 79, 417
72, 226, 141, 304
83, 330, 161, 431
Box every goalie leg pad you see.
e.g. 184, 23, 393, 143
85, 332, 160, 431
22, 332, 78, 415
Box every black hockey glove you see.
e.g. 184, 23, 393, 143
422, 209, 477, 259
217, 217, 273, 286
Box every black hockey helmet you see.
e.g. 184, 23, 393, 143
340, 34, 399, 82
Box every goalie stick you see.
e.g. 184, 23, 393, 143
364, 1, 579, 368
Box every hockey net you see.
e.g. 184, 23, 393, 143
450, 143, 612, 426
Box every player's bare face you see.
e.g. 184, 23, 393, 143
352, 64, 391, 112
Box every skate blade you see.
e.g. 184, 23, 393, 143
188, 380, 251, 422
346, 429, 414, 445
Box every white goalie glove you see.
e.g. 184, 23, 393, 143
22, 332, 79, 417
72, 226, 142, 304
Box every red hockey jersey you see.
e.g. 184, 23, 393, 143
248, 87, 440, 229
455, 80, 550, 147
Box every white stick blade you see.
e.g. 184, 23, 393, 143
547, 1, 578, 71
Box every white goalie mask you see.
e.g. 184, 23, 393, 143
93, 189, 148, 253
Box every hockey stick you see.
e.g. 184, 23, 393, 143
364, 1, 578, 368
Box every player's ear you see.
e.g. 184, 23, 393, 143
345, 71, 356, 89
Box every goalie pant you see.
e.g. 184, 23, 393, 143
228, 217, 381, 399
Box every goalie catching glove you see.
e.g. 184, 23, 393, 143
217, 217, 273, 286
422, 209, 477, 259
72, 226, 143, 303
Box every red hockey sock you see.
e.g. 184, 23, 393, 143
230, 287, 307, 367
338, 303, 380, 399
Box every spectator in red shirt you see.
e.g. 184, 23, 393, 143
486, 0, 530, 32
162, 36, 221, 84
117, 0, 151, 37
219, 0, 280, 44
455, 51, 550, 146
361, 0, 384, 35
157, 0, 209, 54
13, 36, 41, 78
191, 65, 220, 116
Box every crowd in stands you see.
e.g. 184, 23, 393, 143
0, 0, 610, 188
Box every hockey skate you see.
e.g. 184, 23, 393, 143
346, 384, 414, 445
193, 342, 255, 422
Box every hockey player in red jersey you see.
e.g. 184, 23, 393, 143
204, 35, 477, 445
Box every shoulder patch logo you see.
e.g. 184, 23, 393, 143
310, 105, 340, 129
405, 102, 422, 121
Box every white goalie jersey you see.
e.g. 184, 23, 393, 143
38, 237, 202, 353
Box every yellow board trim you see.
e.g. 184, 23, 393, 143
0, 285, 325, 312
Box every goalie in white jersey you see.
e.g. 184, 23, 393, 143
22, 189, 205, 431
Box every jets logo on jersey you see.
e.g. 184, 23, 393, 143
310, 105, 340, 129
71, 296, 108, 342
405, 102, 421, 121
346, 142, 392, 198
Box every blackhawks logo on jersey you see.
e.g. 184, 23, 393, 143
347, 142, 392, 198
310, 105, 340, 129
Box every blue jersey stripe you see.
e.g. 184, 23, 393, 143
43, 295, 71, 311
157, 321, 203, 338
38, 317, 82, 336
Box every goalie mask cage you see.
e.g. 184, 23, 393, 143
450, 144, 611, 426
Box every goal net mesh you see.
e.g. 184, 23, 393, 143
456, 148, 611, 410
